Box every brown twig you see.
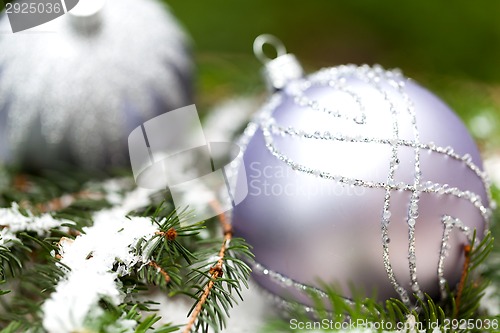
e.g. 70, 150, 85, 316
13, 174, 31, 192
453, 244, 472, 318
12, 173, 103, 213
182, 200, 232, 333
19, 190, 103, 213
149, 261, 171, 284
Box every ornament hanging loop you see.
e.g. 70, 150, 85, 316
253, 34, 287, 64
253, 34, 304, 91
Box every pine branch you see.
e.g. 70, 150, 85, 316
148, 261, 172, 284
81, 302, 179, 333
0, 233, 63, 327
182, 200, 252, 333
0, 321, 24, 333
0, 171, 168, 330
40, 199, 204, 331
454, 243, 472, 319
183, 200, 233, 333
0, 173, 116, 316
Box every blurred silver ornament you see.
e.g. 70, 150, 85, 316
230, 35, 492, 308
0, 0, 193, 170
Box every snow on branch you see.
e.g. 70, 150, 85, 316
0, 202, 73, 247
42, 184, 158, 332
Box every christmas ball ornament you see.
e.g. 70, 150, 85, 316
0, 0, 193, 170
230, 35, 492, 307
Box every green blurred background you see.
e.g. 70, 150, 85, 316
165, 0, 500, 152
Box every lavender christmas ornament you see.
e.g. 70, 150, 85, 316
230, 35, 492, 307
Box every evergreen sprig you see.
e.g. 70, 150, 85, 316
180, 202, 252, 333
0, 168, 252, 332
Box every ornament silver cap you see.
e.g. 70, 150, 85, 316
253, 34, 304, 91
68, 0, 105, 35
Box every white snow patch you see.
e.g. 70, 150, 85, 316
0, 202, 73, 247
42, 185, 158, 332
